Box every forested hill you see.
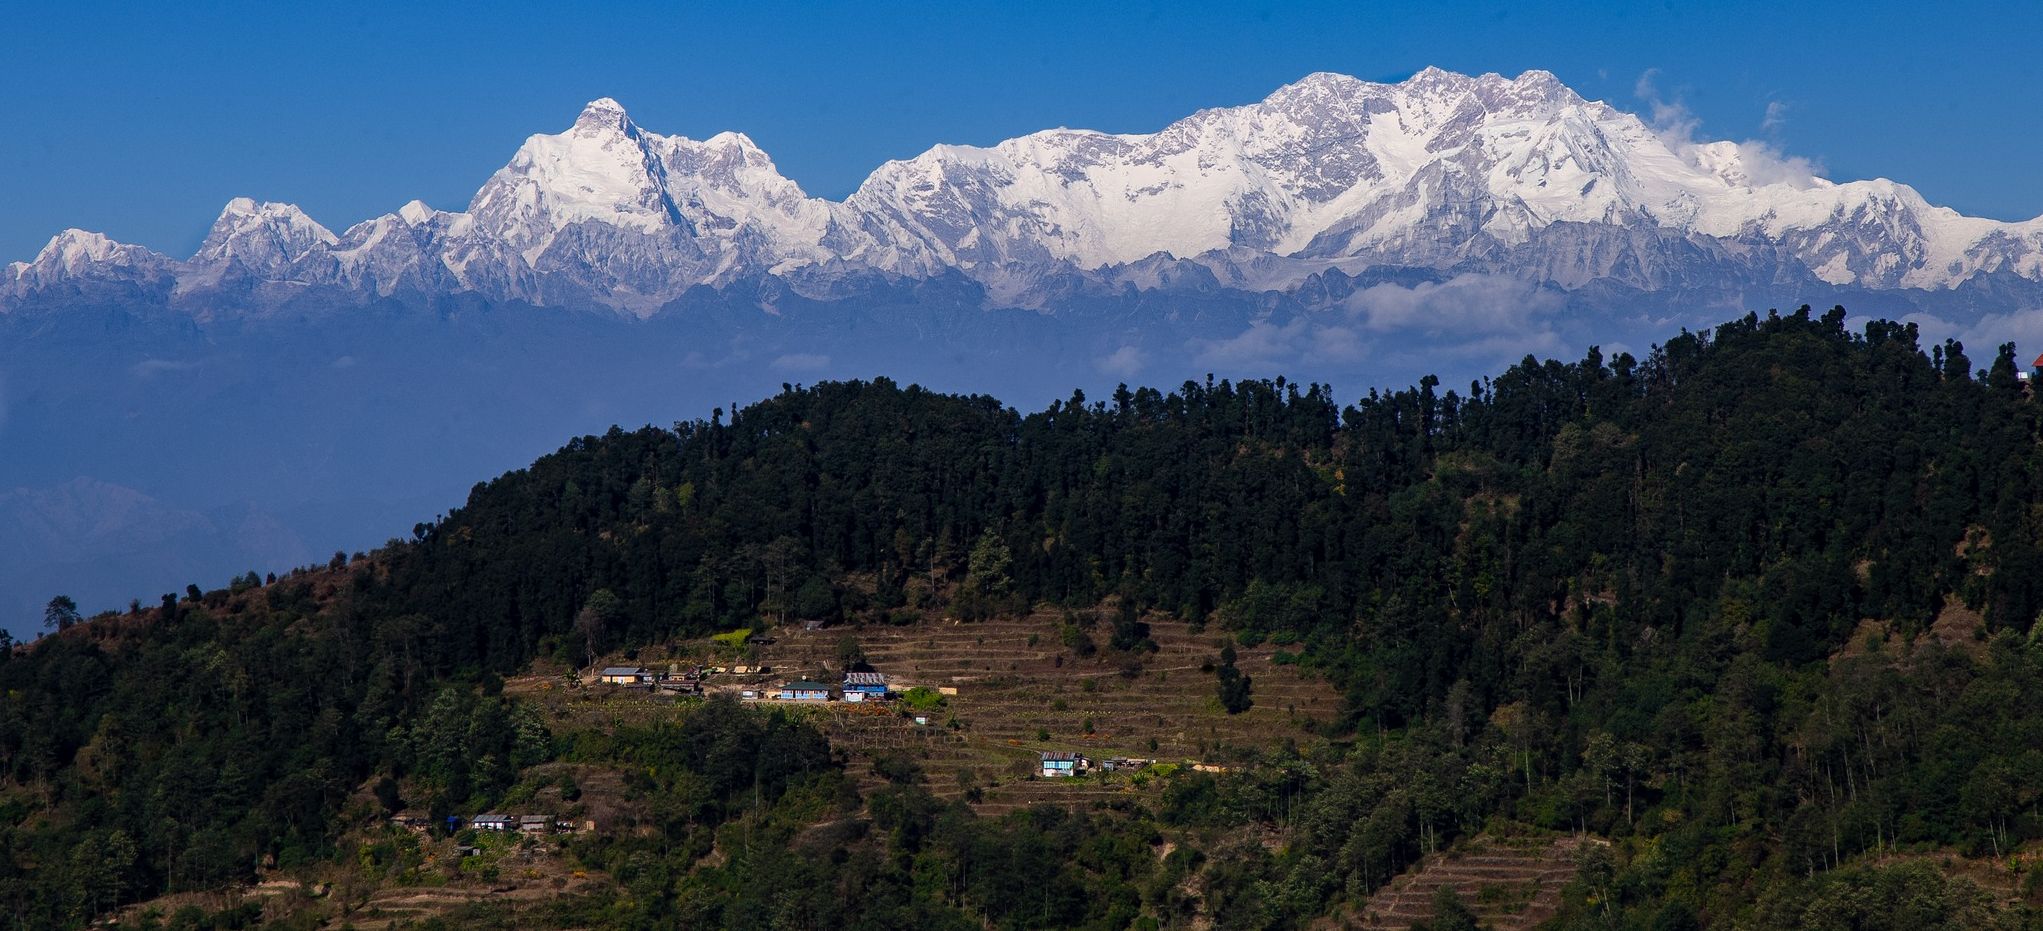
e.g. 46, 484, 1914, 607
398, 305, 2042, 687
6, 305, 2043, 928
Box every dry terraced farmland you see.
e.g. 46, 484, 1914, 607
715, 609, 1343, 812
1352, 834, 1601, 930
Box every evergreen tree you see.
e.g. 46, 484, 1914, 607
42, 595, 79, 632
1215, 642, 1253, 714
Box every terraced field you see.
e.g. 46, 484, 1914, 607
106, 835, 603, 931
739, 609, 1343, 811
1355, 834, 1600, 930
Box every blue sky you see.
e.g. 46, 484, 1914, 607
4, 0, 2038, 262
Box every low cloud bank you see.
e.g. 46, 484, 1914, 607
1194, 275, 1567, 373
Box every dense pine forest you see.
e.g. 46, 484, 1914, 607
6, 306, 2043, 929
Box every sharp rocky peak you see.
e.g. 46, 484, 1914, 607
572, 97, 635, 134
194, 198, 337, 268
206, 198, 332, 233
396, 200, 438, 226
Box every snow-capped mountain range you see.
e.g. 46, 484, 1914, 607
16, 65, 2043, 637
10, 67, 2043, 314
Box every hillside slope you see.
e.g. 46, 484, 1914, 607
5, 307, 2043, 929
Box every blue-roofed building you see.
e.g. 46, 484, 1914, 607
841, 671, 887, 702
779, 680, 833, 701
472, 813, 516, 831
1040, 751, 1087, 778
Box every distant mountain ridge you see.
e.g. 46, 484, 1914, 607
10, 67, 2043, 316
9, 68, 2043, 636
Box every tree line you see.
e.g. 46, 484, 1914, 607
6, 305, 2043, 927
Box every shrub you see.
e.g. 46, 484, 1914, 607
709, 627, 753, 648
899, 687, 947, 712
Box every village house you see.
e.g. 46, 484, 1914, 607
655, 664, 704, 694
778, 679, 834, 701
1040, 751, 1087, 778
657, 676, 703, 695
471, 812, 557, 834
597, 666, 649, 685
841, 671, 888, 702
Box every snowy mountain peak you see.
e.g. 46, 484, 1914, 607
38, 229, 127, 267
33, 229, 170, 274
6, 229, 172, 292
468, 96, 685, 261
396, 200, 437, 226
194, 199, 338, 270
702, 129, 761, 153
572, 96, 634, 134
846, 67, 2043, 286
9, 69, 2043, 312
1281, 71, 1369, 92
1509, 69, 1567, 94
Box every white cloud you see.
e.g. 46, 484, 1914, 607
1193, 275, 1569, 372
1193, 318, 1324, 371
1634, 69, 1699, 142
770, 352, 831, 372
1635, 69, 1822, 190
1723, 140, 1823, 188
1095, 345, 1147, 379
1761, 100, 1789, 132
1899, 307, 2043, 361
1194, 318, 1372, 371
1343, 274, 1565, 335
